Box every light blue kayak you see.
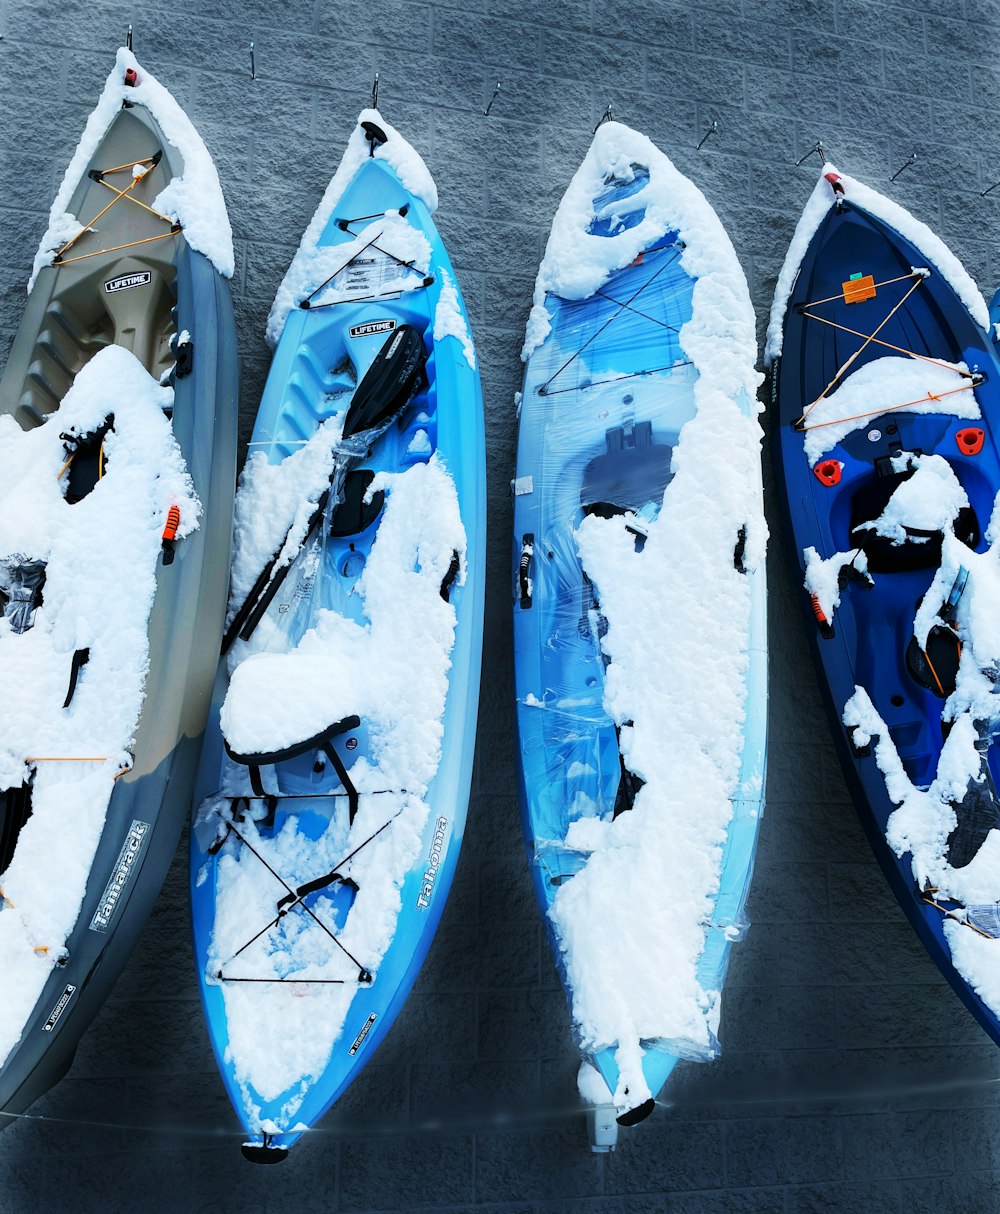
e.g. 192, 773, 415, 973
190, 112, 485, 1162
513, 122, 767, 1140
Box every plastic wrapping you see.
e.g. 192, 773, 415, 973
515, 237, 695, 844
514, 135, 768, 1112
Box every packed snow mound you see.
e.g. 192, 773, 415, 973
0, 343, 199, 1067
434, 269, 477, 370
267, 109, 437, 346
520, 118, 767, 1109
798, 355, 980, 466
856, 453, 969, 546
766, 166, 989, 363
30, 47, 233, 290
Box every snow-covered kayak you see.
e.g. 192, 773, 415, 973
0, 49, 237, 1123
513, 121, 768, 1136
769, 168, 1000, 1048
191, 111, 485, 1162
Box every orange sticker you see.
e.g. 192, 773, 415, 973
842, 274, 876, 304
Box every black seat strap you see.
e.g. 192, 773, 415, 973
226, 714, 362, 823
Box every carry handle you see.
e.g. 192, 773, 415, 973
519, 534, 534, 609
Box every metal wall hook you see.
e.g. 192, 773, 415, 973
249, 41, 256, 80
696, 119, 718, 150
796, 140, 827, 167
483, 81, 501, 117
371, 72, 380, 110
594, 102, 613, 134
126, 23, 132, 50
890, 150, 917, 183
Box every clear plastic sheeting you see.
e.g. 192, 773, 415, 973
515, 118, 767, 1116
517, 239, 697, 858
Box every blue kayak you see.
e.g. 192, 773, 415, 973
514, 121, 767, 1137
770, 168, 1000, 1049
191, 112, 484, 1162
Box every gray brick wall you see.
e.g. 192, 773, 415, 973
2, 0, 1000, 1209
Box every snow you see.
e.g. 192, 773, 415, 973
434, 270, 477, 370
944, 919, 1000, 1019
765, 166, 989, 364
267, 110, 437, 347
407, 429, 432, 456
798, 355, 980, 465
522, 120, 766, 1109
204, 454, 466, 1113
30, 47, 233, 292
855, 453, 969, 546
0, 345, 199, 1066
577, 1059, 613, 1105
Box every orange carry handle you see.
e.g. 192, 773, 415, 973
162, 504, 180, 543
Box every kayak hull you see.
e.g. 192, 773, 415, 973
0, 99, 237, 1120
771, 180, 1000, 1048
191, 134, 484, 1156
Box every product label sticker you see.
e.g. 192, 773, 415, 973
348, 1013, 378, 1057
349, 319, 396, 339
416, 816, 448, 910
42, 985, 77, 1032
104, 271, 151, 293
89, 819, 150, 933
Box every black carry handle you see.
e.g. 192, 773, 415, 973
518, 533, 534, 609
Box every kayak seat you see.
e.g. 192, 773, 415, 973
906, 625, 961, 698
0, 783, 32, 874
580, 422, 672, 517
850, 467, 979, 574
225, 714, 363, 824
328, 469, 385, 537
61, 414, 114, 505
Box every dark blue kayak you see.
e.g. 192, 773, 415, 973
770, 168, 1000, 1047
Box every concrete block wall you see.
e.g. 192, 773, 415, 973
2, 0, 1000, 1209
